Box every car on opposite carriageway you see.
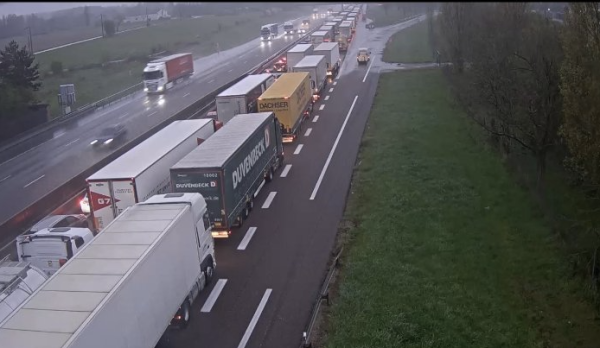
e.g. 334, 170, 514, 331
90, 124, 127, 147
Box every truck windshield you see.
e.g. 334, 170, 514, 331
261, 28, 270, 36
284, 25, 293, 29
143, 71, 163, 80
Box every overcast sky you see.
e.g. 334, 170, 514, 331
0, 3, 128, 17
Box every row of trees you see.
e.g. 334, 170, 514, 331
435, 2, 591, 191
434, 2, 600, 287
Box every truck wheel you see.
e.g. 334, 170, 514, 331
178, 300, 191, 329
266, 168, 274, 183
205, 265, 214, 284
248, 199, 255, 211
243, 206, 250, 220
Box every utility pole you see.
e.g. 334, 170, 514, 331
26, 27, 33, 55
146, 6, 150, 27
100, 14, 105, 37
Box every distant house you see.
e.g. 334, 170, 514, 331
123, 9, 170, 23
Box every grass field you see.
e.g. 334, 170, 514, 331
34, 9, 309, 117
382, 19, 435, 63
321, 69, 600, 348
0, 22, 144, 53
366, 4, 417, 27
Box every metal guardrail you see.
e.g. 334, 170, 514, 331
300, 247, 344, 348
0, 82, 144, 154
0, 28, 319, 247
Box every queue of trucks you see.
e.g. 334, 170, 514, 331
0, 8, 364, 347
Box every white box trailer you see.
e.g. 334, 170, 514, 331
319, 25, 335, 41
0, 193, 216, 348
286, 44, 314, 72
215, 73, 275, 124
291, 55, 328, 98
87, 119, 218, 232
314, 42, 341, 77
310, 30, 331, 45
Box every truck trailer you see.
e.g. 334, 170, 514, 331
290, 55, 328, 100
0, 256, 48, 324
313, 42, 341, 77
0, 193, 216, 348
215, 73, 275, 124
258, 72, 313, 143
143, 53, 193, 94
319, 25, 335, 41
338, 22, 353, 50
310, 30, 331, 45
171, 112, 284, 238
87, 119, 219, 232
286, 44, 315, 73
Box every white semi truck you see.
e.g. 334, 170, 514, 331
215, 73, 275, 124
143, 53, 194, 94
290, 55, 328, 100
86, 119, 219, 232
0, 192, 216, 348
286, 44, 315, 73
313, 42, 341, 77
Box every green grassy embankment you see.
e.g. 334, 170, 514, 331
382, 19, 434, 63
35, 9, 310, 117
366, 4, 419, 27
318, 21, 600, 348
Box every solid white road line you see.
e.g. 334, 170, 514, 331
304, 128, 312, 137
319, 104, 325, 111
294, 144, 304, 155
280, 164, 292, 178
310, 95, 358, 200
312, 115, 320, 123
200, 279, 228, 313
262, 191, 277, 209
329, 87, 334, 93
237, 289, 273, 348
363, 61, 373, 83
237, 227, 258, 250
24, 175, 45, 188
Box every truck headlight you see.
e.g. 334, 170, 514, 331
157, 86, 163, 92
144, 88, 148, 92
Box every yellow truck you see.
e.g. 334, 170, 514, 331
258, 72, 313, 143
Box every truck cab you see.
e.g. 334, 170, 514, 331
284, 22, 295, 35
143, 62, 168, 93
16, 227, 95, 276
300, 19, 310, 33
357, 47, 371, 65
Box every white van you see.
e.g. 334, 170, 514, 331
0, 256, 48, 323
15, 227, 95, 276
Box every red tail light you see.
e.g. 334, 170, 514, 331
59, 258, 68, 267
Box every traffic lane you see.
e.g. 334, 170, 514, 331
167, 71, 368, 348
247, 70, 375, 348
0, 32, 306, 225
0, 15, 315, 164
0, 21, 310, 180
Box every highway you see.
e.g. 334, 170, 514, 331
0, 7, 428, 347
0, 15, 323, 230
154, 14, 427, 348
